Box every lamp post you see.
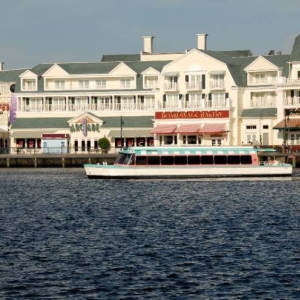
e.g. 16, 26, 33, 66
120, 116, 124, 148
284, 108, 290, 161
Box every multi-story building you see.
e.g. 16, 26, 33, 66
1, 33, 300, 153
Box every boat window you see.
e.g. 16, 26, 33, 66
115, 153, 127, 164
201, 155, 214, 164
228, 155, 241, 164
188, 155, 201, 164
241, 155, 252, 164
161, 156, 174, 165
124, 154, 134, 165
214, 155, 227, 165
174, 156, 187, 165
136, 156, 147, 165
148, 156, 160, 165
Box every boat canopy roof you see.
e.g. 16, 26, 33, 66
119, 146, 275, 156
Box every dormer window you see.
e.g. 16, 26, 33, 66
22, 79, 36, 91
248, 72, 277, 85
144, 76, 158, 89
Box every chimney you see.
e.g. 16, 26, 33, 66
197, 34, 208, 50
143, 36, 154, 53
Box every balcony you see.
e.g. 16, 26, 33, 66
250, 99, 276, 108
276, 78, 300, 88
285, 97, 300, 106
186, 82, 202, 91
164, 83, 179, 91
182, 99, 230, 109
210, 81, 225, 90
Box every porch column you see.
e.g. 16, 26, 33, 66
112, 95, 115, 111
66, 96, 69, 111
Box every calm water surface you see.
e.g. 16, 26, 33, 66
0, 168, 300, 299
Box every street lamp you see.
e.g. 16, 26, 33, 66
284, 108, 290, 160
120, 116, 124, 148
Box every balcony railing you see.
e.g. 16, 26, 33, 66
186, 82, 202, 90
276, 78, 300, 87
250, 100, 276, 108
164, 83, 179, 91
285, 97, 300, 106
210, 81, 225, 89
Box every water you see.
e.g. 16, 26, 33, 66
1, 168, 300, 299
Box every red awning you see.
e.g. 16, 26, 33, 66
273, 118, 300, 130
198, 123, 226, 134
174, 124, 201, 134
151, 124, 177, 134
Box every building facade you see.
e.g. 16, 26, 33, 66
1, 33, 300, 153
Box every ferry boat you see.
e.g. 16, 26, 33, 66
84, 146, 293, 179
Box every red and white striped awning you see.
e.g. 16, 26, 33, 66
198, 123, 226, 134
174, 124, 201, 134
151, 124, 177, 134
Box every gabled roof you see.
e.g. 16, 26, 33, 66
0, 69, 27, 82
101, 54, 141, 62
289, 34, 300, 62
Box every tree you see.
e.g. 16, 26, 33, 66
98, 137, 110, 154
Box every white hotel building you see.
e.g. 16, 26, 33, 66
1, 33, 300, 153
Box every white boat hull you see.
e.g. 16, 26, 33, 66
84, 164, 293, 179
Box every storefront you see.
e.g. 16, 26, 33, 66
151, 110, 230, 146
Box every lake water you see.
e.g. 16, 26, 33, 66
0, 168, 300, 299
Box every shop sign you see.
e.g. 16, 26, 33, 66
69, 123, 100, 133
155, 110, 229, 119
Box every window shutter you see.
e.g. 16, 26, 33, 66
163, 95, 166, 102
141, 96, 144, 104
186, 94, 189, 101
202, 75, 206, 89
209, 93, 212, 100
185, 75, 189, 82
225, 92, 229, 99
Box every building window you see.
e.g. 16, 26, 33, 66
212, 138, 221, 146
246, 125, 257, 130
121, 79, 131, 88
79, 80, 89, 89
144, 76, 158, 88
96, 79, 106, 89
263, 125, 269, 129
22, 79, 36, 91
183, 135, 200, 145
55, 80, 65, 90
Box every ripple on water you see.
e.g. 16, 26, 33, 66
0, 168, 300, 299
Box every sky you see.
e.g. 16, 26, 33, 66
1, 0, 300, 70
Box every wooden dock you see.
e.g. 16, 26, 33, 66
0, 153, 116, 168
